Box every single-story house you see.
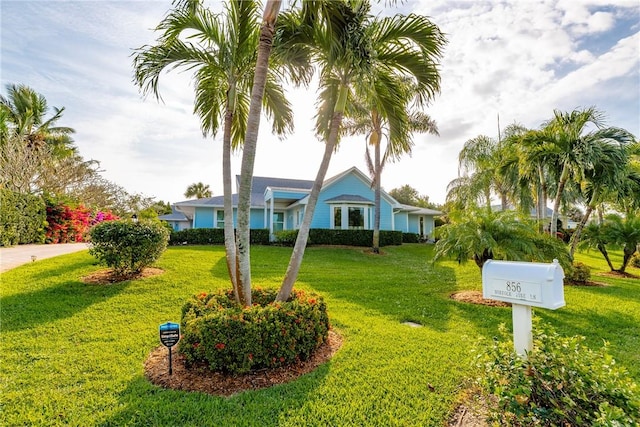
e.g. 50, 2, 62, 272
164, 166, 442, 240
158, 207, 192, 231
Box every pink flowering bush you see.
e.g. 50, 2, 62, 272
179, 288, 330, 374
45, 201, 118, 244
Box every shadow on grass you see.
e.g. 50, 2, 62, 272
1, 274, 131, 333
99, 363, 333, 427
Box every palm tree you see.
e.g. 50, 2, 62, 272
528, 107, 635, 236
568, 140, 630, 258
344, 79, 440, 253
0, 84, 76, 159
184, 182, 212, 199
432, 208, 570, 273
579, 214, 640, 273
133, 0, 294, 305
275, 1, 445, 300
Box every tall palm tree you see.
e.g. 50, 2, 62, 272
529, 107, 635, 236
447, 126, 522, 213
133, 0, 294, 305
0, 84, 76, 158
184, 182, 212, 199
344, 79, 441, 253
275, 1, 445, 300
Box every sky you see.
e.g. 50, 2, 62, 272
1, 0, 639, 205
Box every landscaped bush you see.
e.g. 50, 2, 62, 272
45, 202, 92, 243
169, 228, 270, 245
0, 189, 46, 246
476, 320, 640, 426
179, 288, 330, 374
88, 220, 169, 275
402, 232, 420, 243
273, 230, 298, 246
565, 262, 591, 284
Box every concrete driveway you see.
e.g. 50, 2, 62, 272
0, 243, 90, 273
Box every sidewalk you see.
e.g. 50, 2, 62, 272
0, 243, 90, 273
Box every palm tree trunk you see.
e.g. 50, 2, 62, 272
276, 84, 347, 302
569, 205, 593, 259
569, 196, 596, 260
236, 0, 282, 307
598, 243, 615, 271
550, 164, 569, 236
222, 105, 238, 304
620, 245, 635, 273
372, 131, 381, 254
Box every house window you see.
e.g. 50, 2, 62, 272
273, 212, 284, 231
348, 207, 364, 230
334, 207, 342, 229
216, 210, 225, 228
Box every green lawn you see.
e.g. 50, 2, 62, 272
1, 244, 638, 426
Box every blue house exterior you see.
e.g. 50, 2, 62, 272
170, 167, 441, 240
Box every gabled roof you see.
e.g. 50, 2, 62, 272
158, 207, 190, 221
322, 166, 398, 206
325, 194, 374, 204
172, 167, 442, 217
397, 204, 443, 215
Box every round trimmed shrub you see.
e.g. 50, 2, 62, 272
566, 262, 591, 284
88, 220, 169, 275
179, 288, 330, 374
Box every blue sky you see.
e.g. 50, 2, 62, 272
2, 0, 638, 205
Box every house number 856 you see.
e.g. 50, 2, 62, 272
506, 281, 522, 292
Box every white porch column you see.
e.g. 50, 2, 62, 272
270, 197, 275, 235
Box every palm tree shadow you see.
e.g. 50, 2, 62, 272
1, 274, 130, 333
98, 363, 333, 426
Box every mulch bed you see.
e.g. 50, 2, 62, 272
82, 267, 164, 284
450, 291, 510, 307
597, 270, 639, 279
144, 330, 343, 397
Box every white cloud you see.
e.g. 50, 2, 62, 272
1, 0, 638, 206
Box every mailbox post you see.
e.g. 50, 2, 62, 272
482, 259, 565, 358
159, 322, 180, 375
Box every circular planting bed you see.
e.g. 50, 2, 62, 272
145, 287, 338, 395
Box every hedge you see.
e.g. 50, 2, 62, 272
169, 228, 270, 245
274, 229, 403, 247
0, 189, 46, 246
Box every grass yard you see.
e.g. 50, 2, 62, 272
1, 244, 639, 426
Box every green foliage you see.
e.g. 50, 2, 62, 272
566, 262, 592, 283
433, 208, 571, 271
632, 253, 640, 268
88, 220, 169, 275
169, 228, 270, 245
402, 232, 420, 243
580, 214, 640, 272
274, 229, 403, 247
477, 320, 640, 426
0, 189, 46, 246
1, 245, 639, 425
179, 288, 329, 374
273, 229, 298, 245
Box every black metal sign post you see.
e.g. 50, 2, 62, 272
159, 322, 180, 375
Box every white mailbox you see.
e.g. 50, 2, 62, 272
482, 259, 565, 310
482, 259, 566, 358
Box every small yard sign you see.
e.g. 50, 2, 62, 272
159, 322, 180, 375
